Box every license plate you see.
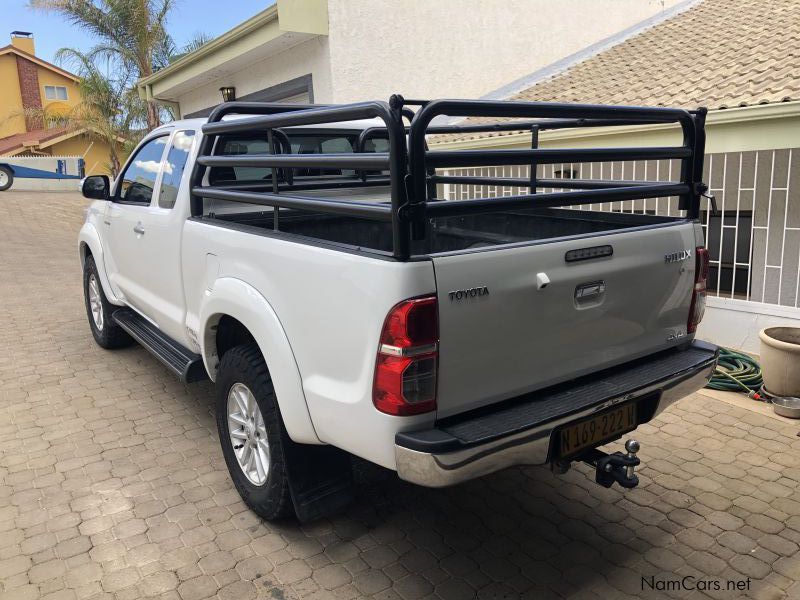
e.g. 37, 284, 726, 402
558, 403, 637, 458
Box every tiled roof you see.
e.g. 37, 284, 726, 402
0, 45, 80, 82
448, 0, 800, 142
0, 128, 71, 155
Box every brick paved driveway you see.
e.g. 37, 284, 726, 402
1, 191, 800, 600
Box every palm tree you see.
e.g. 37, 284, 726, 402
58, 48, 145, 175
12, 48, 145, 176
30, 0, 174, 130
165, 32, 213, 64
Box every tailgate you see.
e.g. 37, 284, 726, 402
432, 221, 698, 418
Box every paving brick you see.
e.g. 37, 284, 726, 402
729, 554, 771, 579
1, 192, 799, 599
773, 555, 800, 580
312, 563, 352, 589
55, 535, 92, 559
0, 555, 32, 578
643, 547, 684, 571
217, 579, 257, 600
758, 533, 798, 557
717, 531, 758, 553
28, 559, 66, 584
176, 574, 218, 600
139, 570, 179, 596
707, 511, 745, 531
101, 566, 140, 592
746, 513, 785, 535
235, 555, 273, 581
675, 528, 715, 550
274, 559, 313, 585
250, 533, 287, 555
197, 550, 236, 575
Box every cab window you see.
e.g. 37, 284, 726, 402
212, 138, 272, 184
116, 136, 169, 204
210, 132, 361, 184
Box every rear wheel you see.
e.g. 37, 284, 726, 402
0, 166, 13, 191
83, 256, 132, 349
216, 344, 293, 520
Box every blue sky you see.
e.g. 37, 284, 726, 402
4, 0, 269, 65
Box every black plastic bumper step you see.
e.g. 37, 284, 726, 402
397, 340, 718, 453
112, 308, 208, 383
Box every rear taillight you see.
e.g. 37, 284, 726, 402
688, 247, 709, 334
373, 296, 438, 416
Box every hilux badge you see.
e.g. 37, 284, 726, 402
665, 250, 692, 263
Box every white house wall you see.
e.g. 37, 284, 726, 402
324, 0, 685, 103
175, 36, 333, 116
698, 298, 800, 355
168, 0, 686, 114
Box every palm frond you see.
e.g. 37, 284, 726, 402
29, 0, 186, 130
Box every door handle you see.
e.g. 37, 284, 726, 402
133, 222, 145, 235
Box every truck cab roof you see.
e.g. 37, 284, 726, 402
152, 115, 383, 136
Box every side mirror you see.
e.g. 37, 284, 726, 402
82, 175, 110, 200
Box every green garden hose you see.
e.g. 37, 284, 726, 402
705, 347, 764, 399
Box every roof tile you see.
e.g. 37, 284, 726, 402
0, 128, 70, 155
448, 0, 800, 142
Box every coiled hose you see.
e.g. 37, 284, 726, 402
705, 347, 764, 399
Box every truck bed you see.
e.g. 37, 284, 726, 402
213, 204, 683, 256
190, 98, 708, 444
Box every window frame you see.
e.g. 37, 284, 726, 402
44, 85, 68, 101
157, 129, 197, 210
113, 133, 171, 205
700, 209, 754, 299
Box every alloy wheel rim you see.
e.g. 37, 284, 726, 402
0, 171, 7, 186
227, 382, 270, 486
88, 274, 104, 331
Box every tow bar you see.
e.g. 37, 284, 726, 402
555, 439, 642, 489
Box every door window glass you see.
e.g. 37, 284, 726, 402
117, 136, 169, 204
159, 130, 195, 209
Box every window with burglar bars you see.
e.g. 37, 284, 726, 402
439, 147, 800, 308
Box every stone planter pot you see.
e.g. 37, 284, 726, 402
759, 327, 800, 397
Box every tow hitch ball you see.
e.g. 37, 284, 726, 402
556, 439, 642, 489
591, 439, 641, 488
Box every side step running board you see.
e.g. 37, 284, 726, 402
112, 308, 208, 383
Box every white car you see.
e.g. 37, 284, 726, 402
78, 98, 718, 521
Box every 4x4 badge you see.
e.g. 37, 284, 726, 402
665, 250, 692, 263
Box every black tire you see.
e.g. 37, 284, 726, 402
0, 166, 13, 192
83, 255, 133, 349
216, 344, 293, 520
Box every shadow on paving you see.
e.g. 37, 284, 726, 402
162, 338, 796, 600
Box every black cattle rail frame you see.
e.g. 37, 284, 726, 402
190, 95, 708, 260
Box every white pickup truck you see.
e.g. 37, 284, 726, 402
79, 98, 718, 521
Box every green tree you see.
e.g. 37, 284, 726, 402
30, 0, 174, 130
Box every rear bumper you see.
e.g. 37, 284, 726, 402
395, 340, 718, 487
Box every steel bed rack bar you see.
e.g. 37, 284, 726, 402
191, 100, 411, 255
190, 96, 707, 260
